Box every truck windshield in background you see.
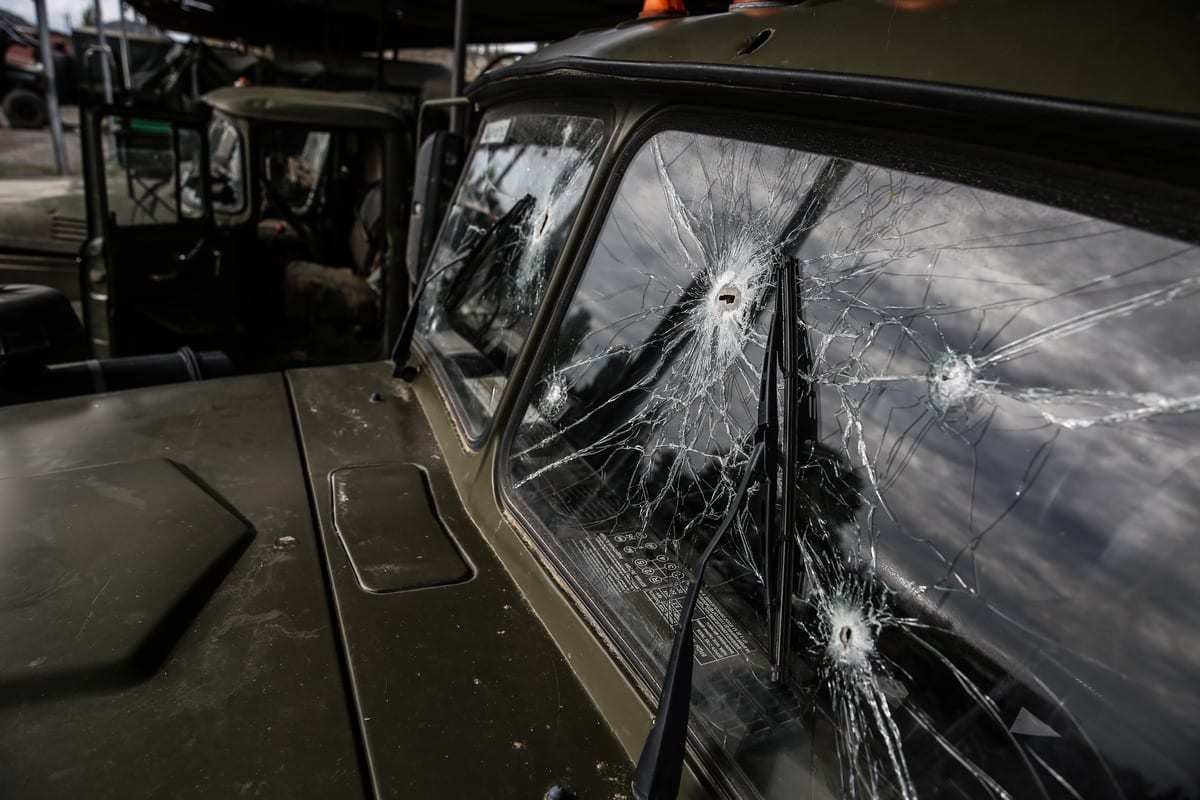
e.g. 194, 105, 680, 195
262, 128, 332, 216
180, 113, 244, 215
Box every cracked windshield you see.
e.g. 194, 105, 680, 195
507, 129, 1200, 799
415, 113, 605, 438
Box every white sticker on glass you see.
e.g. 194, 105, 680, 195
480, 118, 512, 145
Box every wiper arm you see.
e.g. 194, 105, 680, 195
631, 273, 784, 800
441, 193, 536, 311
391, 193, 536, 380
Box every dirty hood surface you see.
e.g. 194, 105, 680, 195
0, 364, 634, 798
0, 374, 367, 799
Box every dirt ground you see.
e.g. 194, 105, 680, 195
0, 106, 84, 177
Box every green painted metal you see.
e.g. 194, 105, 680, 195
0, 459, 253, 699
0, 375, 366, 799
502, 1, 1200, 116
330, 462, 471, 592
287, 361, 634, 798
203, 87, 412, 130
0, 176, 88, 256
126, 116, 174, 133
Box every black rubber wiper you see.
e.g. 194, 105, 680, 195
391, 193, 535, 380
631, 271, 784, 800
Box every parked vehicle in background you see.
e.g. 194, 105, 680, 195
0, 34, 446, 331
0, 11, 76, 129
1, 1, 1197, 798
78, 85, 429, 370
0, 83, 432, 406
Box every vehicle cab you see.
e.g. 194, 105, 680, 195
2, 2, 1198, 799
79, 85, 420, 369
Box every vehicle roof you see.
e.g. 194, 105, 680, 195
202, 87, 410, 129
499, 1, 1200, 117
128, 0, 732, 50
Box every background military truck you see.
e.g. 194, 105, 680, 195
78, 85, 431, 369
0, 10, 75, 130
0, 33, 447, 336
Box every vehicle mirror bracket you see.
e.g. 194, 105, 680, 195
416, 96, 473, 150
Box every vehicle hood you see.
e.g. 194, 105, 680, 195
0, 373, 366, 799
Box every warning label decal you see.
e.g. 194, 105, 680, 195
644, 583, 752, 665
568, 534, 752, 665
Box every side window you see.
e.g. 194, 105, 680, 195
415, 113, 606, 440
206, 113, 245, 214
506, 128, 1200, 800
102, 116, 207, 226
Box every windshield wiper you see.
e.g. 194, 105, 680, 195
631, 158, 852, 798
391, 193, 536, 380
631, 270, 784, 800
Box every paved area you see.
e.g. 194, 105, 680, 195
0, 107, 83, 177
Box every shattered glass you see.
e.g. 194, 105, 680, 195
416, 114, 606, 439
506, 129, 1200, 798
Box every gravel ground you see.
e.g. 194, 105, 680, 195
0, 106, 84, 177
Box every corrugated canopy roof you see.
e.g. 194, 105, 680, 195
202, 87, 410, 129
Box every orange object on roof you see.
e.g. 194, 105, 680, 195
638, 0, 687, 18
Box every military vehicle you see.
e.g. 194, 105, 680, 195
0, 85, 427, 406
0, 69, 461, 407
78, 86, 423, 367
2, 1, 1198, 799
0, 12, 75, 129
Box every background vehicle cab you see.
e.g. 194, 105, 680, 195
79, 86, 422, 370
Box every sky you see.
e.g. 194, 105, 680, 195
1, 0, 124, 31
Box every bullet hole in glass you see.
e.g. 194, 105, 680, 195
715, 282, 743, 312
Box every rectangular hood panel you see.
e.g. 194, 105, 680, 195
0, 375, 365, 799
0, 459, 254, 701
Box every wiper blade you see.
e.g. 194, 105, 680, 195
391, 193, 536, 379
441, 193, 536, 311
631, 275, 783, 800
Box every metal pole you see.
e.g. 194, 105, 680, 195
34, 0, 68, 175
449, 0, 468, 133
92, 0, 112, 104
117, 1, 132, 92
374, 0, 386, 90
